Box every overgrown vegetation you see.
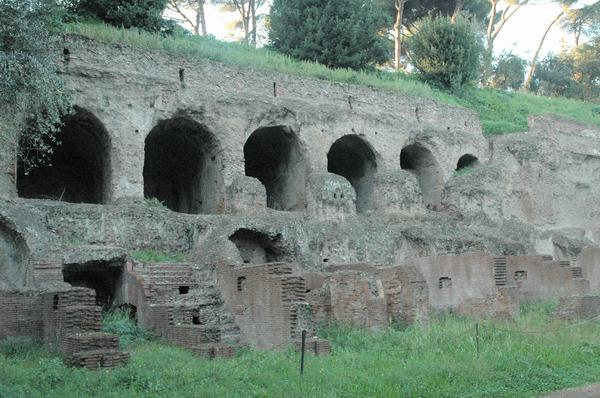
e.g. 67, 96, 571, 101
102, 308, 153, 347
0, 0, 72, 174
3, 304, 600, 397
62, 22, 600, 135
131, 249, 185, 263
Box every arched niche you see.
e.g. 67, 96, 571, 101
456, 154, 480, 171
243, 126, 306, 211
144, 116, 223, 214
17, 107, 111, 204
228, 229, 285, 265
400, 143, 443, 207
327, 135, 377, 212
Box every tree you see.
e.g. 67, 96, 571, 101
167, 0, 207, 35
524, 0, 579, 90
478, 0, 528, 83
571, 38, 600, 100
530, 52, 581, 98
0, 0, 71, 187
407, 16, 483, 90
212, 0, 268, 46
376, 0, 488, 70
68, 0, 169, 32
269, 0, 391, 70
562, 1, 600, 45
491, 52, 526, 90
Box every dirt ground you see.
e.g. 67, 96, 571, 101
542, 383, 600, 398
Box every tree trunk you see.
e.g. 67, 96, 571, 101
486, 0, 497, 54
250, 0, 257, 46
452, 0, 465, 23
394, 0, 405, 70
524, 10, 565, 90
198, 0, 207, 35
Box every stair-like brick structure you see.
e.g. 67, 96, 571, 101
43, 288, 129, 369
493, 257, 508, 286
129, 262, 241, 359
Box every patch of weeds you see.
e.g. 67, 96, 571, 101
144, 197, 167, 209
65, 234, 86, 245
131, 250, 185, 263
453, 166, 475, 177
102, 308, 153, 347
0, 336, 44, 358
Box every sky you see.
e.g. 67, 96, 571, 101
167, 1, 598, 60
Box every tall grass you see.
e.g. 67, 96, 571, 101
2, 306, 600, 397
62, 22, 600, 135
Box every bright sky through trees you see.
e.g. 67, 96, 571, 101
166, 0, 598, 57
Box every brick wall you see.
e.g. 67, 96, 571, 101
0, 291, 43, 340
217, 262, 309, 349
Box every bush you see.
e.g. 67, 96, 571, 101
408, 16, 483, 90
66, 0, 169, 32
269, 0, 391, 70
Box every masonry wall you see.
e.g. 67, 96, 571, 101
1, 37, 487, 213
505, 255, 589, 299
0, 292, 42, 340
217, 263, 307, 349
410, 252, 499, 313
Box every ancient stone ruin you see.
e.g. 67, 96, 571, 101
2, 36, 600, 368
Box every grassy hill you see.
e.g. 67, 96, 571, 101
3, 302, 600, 397
62, 22, 600, 135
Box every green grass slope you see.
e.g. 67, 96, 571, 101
62, 22, 600, 136
3, 302, 600, 397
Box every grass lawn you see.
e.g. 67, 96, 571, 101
2, 301, 600, 397
62, 22, 600, 136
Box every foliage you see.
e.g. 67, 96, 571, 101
269, 0, 391, 70
102, 308, 153, 347
492, 52, 527, 90
0, 337, 44, 359
572, 38, 600, 102
0, 0, 72, 174
66, 0, 172, 32
408, 16, 484, 90
144, 197, 167, 208
5, 307, 600, 397
131, 250, 185, 263
530, 42, 600, 103
63, 22, 600, 134
531, 52, 579, 98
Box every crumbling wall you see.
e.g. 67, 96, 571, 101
217, 262, 310, 349
0, 218, 31, 289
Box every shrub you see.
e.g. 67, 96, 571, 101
66, 0, 169, 32
269, 0, 391, 70
408, 16, 483, 90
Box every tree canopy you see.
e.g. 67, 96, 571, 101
67, 0, 172, 32
269, 0, 391, 70
0, 0, 71, 175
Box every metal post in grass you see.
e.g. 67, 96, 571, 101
475, 323, 480, 358
300, 329, 307, 376
273, 82, 277, 97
